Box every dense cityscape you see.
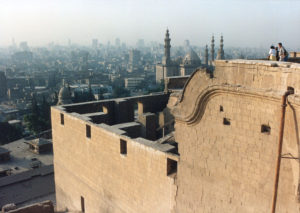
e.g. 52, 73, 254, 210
0, 36, 270, 143
1, 0, 299, 212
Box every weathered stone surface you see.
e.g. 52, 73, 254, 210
51, 60, 300, 213
173, 59, 300, 213
51, 105, 177, 213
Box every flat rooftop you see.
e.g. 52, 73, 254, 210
0, 138, 53, 175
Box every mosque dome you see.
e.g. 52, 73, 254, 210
57, 86, 72, 105
182, 48, 201, 66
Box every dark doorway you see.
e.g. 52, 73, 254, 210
81, 196, 85, 212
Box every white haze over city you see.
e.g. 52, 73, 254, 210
0, 0, 299, 48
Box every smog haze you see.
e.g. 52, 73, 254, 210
0, 0, 299, 48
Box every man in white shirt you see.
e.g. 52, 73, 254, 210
278, 43, 289, 61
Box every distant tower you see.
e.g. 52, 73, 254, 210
210, 35, 215, 61
156, 29, 179, 83
128, 49, 141, 72
162, 29, 171, 65
216, 35, 225, 60
204, 45, 209, 66
0, 72, 7, 99
184, 40, 190, 51
80, 51, 89, 72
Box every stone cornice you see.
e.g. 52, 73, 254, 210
174, 84, 300, 126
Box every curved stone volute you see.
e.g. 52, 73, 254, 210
172, 60, 300, 124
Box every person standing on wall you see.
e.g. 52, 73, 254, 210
269, 46, 277, 61
278, 42, 289, 61
275, 47, 279, 61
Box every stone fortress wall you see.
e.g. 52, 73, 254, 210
52, 60, 300, 213
51, 94, 178, 213
173, 60, 300, 212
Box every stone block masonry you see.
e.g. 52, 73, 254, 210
51, 94, 178, 213
173, 60, 300, 213
51, 60, 300, 213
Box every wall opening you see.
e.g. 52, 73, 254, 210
134, 102, 138, 120
120, 139, 127, 155
60, 113, 64, 125
167, 158, 177, 176
261, 124, 271, 134
287, 86, 295, 94
102, 106, 108, 114
86, 125, 91, 138
81, 196, 85, 213
223, 118, 231, 125
138, 101, 144, 116
220, 105, 223, 112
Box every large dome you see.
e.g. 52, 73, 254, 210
57, 86, 72, 105
182, 48, 201, 66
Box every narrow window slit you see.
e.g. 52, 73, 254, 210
167, 158, 177, 176
261, 125, 271, 134
120, 139, 127, 155
81, 196, 85, 213
287, 86, 294, 94
220, 105, 224, 112
60, 113, 64, 125
223, 118, 231, 125
86, 125, 91, 138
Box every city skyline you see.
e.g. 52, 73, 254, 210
0, 0, 300, 49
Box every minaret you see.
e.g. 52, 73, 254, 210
210, 35, 215, 61
204, 45, 209, 66
216, 35, 225, 60
163, 29, 171, 65
220, 35, 224, 59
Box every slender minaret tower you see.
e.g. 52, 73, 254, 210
220, 35, 225, 59
204, 45, 209, 66
163, 29, 171, 65
216, 35, 225, 60
211, 35, 215, 61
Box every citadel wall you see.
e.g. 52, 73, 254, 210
51, 60, 300, 213
51, 94, 178, 213
173, 60, 300, 213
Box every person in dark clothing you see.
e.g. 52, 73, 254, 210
275, 47, 279, 61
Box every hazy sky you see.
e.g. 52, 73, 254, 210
0, 0, 300, 48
